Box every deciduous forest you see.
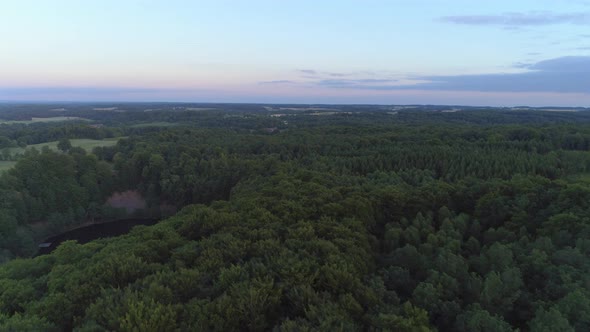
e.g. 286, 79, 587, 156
1, 104, 590, 331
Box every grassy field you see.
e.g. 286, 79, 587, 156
0, 138, 120, 172
0, 116, 91, 125
8, 138, 120, 155
0, 161, 17, 173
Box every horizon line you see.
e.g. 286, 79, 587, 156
0, 100, 588, 109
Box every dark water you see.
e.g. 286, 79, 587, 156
37, 219, 158, 255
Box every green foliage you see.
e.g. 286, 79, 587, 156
57, 137, 72, 152
0, 148, 119, 257
2, 108, 590, 330
0, 313, 57, 332
455, 305, 515, 332
529, 308, 574, 332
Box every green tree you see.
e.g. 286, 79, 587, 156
529, 308, 573, 332
57, 138, 72, 152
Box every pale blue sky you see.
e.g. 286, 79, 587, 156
1, 0, 589, 105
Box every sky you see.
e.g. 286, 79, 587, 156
0, 0, 589, 106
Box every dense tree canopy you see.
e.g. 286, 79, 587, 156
1, 105, 590, 330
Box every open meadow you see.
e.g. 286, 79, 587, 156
0, 161, 16, 173
0, 116, 91, 125
7, 138, 120, 155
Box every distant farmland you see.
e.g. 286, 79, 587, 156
0, 116, 91, 125
8, 138, 120, 155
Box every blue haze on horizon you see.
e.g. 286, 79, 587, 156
1, 0, 590, 106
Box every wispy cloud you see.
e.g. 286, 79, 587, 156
317, 79, 398, 88
297, 69, 318, 75
296, 69, 386, 79
261, 57, 590, 94
327, 73, 348, 77
258, 80, 296, 85
527, 56, 590, 71
441, 12, 590, 26
388, 56, 590, 93
280, 57, 590, 94
258, 77, 400, 89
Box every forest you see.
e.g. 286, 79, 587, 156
0, 104, 590, 331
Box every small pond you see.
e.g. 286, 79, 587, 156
37, 219, 158, 255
